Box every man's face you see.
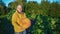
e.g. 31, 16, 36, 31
17, 5, 22, 13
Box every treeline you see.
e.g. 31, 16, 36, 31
0, 0, 60, 17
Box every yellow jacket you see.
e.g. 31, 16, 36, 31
12, 11, 26, 32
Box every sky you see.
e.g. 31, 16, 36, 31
2, 0, 60, 6
2, 0, 15, 6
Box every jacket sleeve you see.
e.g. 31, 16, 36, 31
12, 14, 21, 28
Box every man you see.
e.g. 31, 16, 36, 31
12, 4, 31, 34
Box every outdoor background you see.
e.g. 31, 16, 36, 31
0, 0, 60, 34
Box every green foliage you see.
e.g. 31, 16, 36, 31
48, 2, 60, 17
40, 1, 50, 16
0, 0, 6, 15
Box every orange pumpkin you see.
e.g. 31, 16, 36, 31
20, 18, 31, 29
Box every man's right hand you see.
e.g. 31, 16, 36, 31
20, 27, 25, 31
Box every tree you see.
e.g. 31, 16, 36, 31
0, 0, 6, 15
40, 0, 50, 16
48, 2, 60, 17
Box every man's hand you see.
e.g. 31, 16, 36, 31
20, 26, 25, 31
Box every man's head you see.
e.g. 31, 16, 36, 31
17, 4, 23, 13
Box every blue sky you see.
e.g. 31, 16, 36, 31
27, 0, 41, 3
2, 0, 60, 6
2, 0, 15, 6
